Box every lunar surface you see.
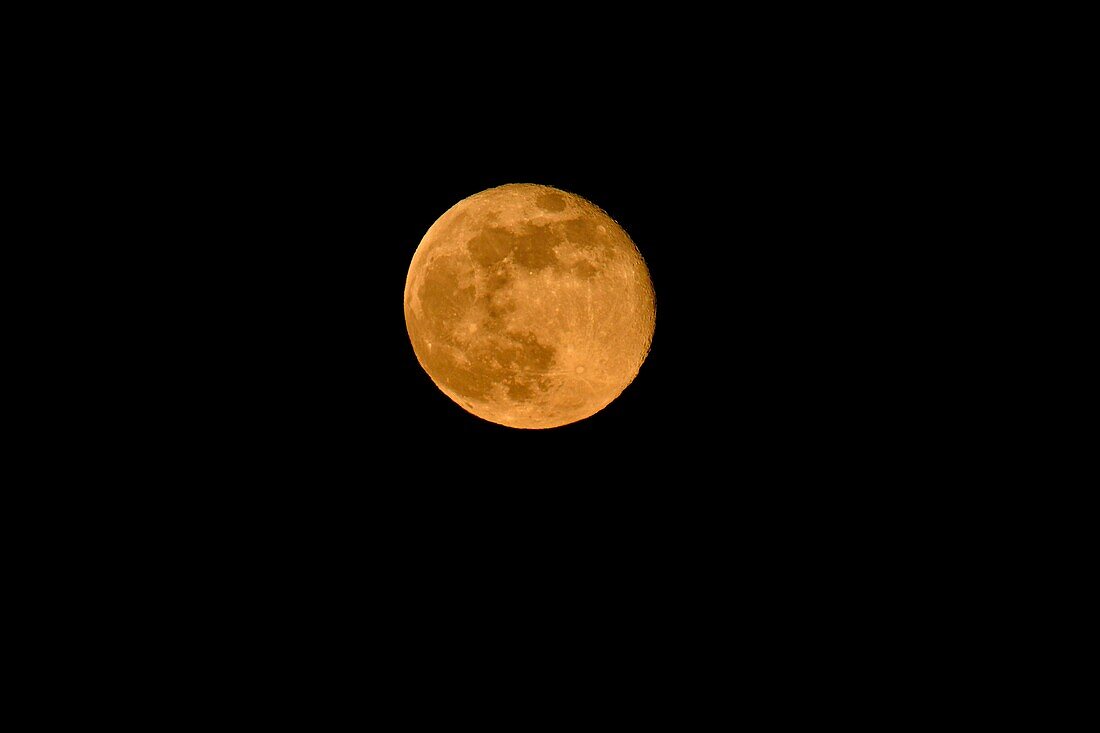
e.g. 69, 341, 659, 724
404, 184, 655, 429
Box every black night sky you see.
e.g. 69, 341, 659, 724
214, 104, 869, 497
62, 14, 952, 696
154, 34, 914, 570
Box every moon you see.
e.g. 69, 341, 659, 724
404, 184, 655, 429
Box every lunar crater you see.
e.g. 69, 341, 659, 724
536, 192, 567, 212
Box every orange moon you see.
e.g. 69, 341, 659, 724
404, 184, 655, 429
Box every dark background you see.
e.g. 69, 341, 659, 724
143, 115, 880, 642
42, 16, 965, 692
93, 10, 931, 502
150, 55, 904, 521
249, 133, 758, 481
112, 96, 926, 681
83, 7, 943, 598
180, 109, 899, 555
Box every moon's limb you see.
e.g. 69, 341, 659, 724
404, 184, 655, 429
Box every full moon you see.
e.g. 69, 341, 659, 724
404, 184, 655, 429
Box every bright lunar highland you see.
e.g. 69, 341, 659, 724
404, 184, 655, 429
